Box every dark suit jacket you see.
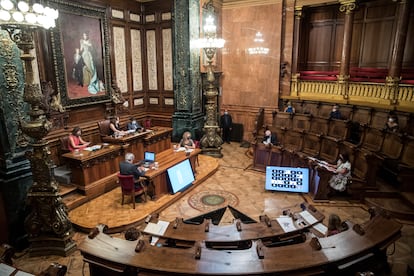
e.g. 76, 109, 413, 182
220, 114, 233, 129
262, 134, 277, 145
119, 161, 145, 181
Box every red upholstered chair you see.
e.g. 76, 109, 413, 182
117, 174, 147, 209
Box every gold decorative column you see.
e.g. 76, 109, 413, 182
290, 7, 302, 97
192, 10, 225, 158
200, 45, 223, 157
387, 0, 413, 105
0, 1, 75, 256
338, 0, 356, 100
10, 27, 75, 257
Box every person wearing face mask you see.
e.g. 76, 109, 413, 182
68, 126, 91, 152
329, 104, 342, 119
179, 131, 195, 150
284, 101, 295, 114
262, 129, 277, 145
127, 117, 143, 132
327, 153, 351, 193
385, 115, 399, 133
220, 109, 233, 144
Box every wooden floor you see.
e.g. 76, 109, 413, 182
12, 143, 414, 275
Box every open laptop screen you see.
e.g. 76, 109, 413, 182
144, 151, 155, 162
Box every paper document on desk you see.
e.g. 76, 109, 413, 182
312, 223, 328, 236
85, 145, 102, 151
0, 263, 17, 276
143, 220, 170, 236
276, 216, 297, 232
299, 210, 318, 225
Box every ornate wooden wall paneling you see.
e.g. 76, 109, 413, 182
358, 126, 384, 153
379, 132, 404, 161
272, 112, 292, 130
397, 135, 414, 192
309, 116, 329, 136
327, 119, 349, 140
300, 132, 322, 158
318, 136, 340, 164
292, 113, 311, 133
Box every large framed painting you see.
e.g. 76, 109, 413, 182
49, 0, 111, 107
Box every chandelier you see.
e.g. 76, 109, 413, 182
247, 31, 269, 55
0, 0, 58, 29
191, 15, 225, 50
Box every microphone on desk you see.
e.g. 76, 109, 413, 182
309, 237, 336, 251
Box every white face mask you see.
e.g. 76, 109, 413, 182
132, 120, 136, 124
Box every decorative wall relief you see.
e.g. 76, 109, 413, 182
146, 30, 158, 90
131, 28, 143, 91
162, 28, 173, 91
113, 26, 128, 93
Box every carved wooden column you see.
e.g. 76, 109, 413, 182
338, 0, 357, 100
386, 0, 413, 104
290, 6, 303, 97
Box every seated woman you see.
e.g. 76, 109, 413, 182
68, 127, 90, 152
179, 131, 195, 150
327, 153, 351, 193
326, 214, 343, 236
109, 116, 126, 137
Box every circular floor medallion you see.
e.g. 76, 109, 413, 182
188, 190, 239, 211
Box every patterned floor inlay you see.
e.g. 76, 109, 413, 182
188, 190, 239, 211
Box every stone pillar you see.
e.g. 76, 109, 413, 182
172, 0, 205, 142
290, 7, 302, 97
0, 30, 32, 248
386, 0, 413, 104
338, 0, 357, 100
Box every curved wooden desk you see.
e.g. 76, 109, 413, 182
78, 206, 401, 275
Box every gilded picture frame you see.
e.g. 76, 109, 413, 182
49, 0, 111, 107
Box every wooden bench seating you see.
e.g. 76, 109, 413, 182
350, 67, 388, 83
299, 70, 338, 81
401, 69, 414, 85
254, 103, 413, 196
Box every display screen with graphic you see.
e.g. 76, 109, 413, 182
167, 159, 195, 194
265, 166, 309, 193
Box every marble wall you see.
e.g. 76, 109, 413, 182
221, 2, 282, 110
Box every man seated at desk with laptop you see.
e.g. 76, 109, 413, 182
119, 153, 148, 187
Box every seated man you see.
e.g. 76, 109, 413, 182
127, 117, 143, 132
119, 152, 147, 188
262, 130, 277, 145
329, 104, 342, 119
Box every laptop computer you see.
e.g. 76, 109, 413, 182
143, 151, 156, 167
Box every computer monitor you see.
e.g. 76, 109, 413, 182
265, 166, 309, 193
167, 159, 195, 194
